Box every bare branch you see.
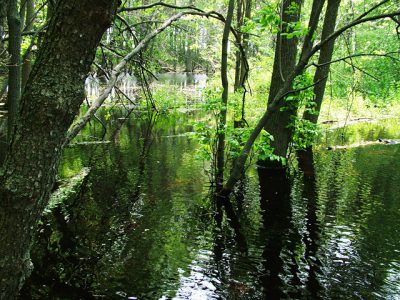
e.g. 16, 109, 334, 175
116, 14, 138, 42
344, 60, 380, 81
99, 42, 124, 58
222, 8, 400, 195
355, 0, 390, 21
64, 12, 189, 146
281, 76, 329, 99
118, 2, 203, 13
308, 51, 400, 68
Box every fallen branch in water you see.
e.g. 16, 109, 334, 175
327, 139, 400, 150
67, 141, 111, 147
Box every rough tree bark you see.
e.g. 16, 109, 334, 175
303, 0, 341, 124
0, 1, 119, 298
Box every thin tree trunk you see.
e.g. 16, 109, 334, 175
234, 0, 243, 91
21, 0, 35, 89
6, 0, 22, 143
0, 0, 8, 96
0, 0, 7, 39
184, 33, 193, 72
0, 1, 118, 298
222, 3, 400, 196
19, 0, 26, 32
216, 0, 235, 191
303, 0, 341, 124
239, 0, 251, 85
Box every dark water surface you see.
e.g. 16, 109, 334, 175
20, 115, 400, 300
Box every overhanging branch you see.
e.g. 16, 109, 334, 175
307, 51, 400, 68
222, 7, 400, 195
64, 12, 189, 146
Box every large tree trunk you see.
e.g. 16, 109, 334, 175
303, 0, 341, 124
263, 0, 303, 159
0, 1, 118, 298
263, 0, 326, 161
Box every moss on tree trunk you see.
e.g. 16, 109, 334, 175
0, 1, 118, 298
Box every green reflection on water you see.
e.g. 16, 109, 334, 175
21, 115, 400, 299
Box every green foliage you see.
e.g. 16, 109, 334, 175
192, 120, 216, 161
291, 119, 319, 150
286, 1, 301, 15
281, 72, 316, 112
192, 85, 287, 169
283, 73, 320, 150
152, 85, 188, 110
256, 5, 281, 32
281, 20, 308, 39
255, 1, 307, 39
191, 87, 223, 163
254, 130, 286, 164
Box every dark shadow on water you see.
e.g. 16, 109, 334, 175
298, 148, 323, 299
17, 114, 400, 299
257, 158, 324, 299
257, 167, 302, 299
213, 190, 248, 254
19, 176, 97, 300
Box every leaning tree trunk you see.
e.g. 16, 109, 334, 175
221, 0, 400, 197
262, 0, 303, 160
0, 1, 118, 298
303, 0, 341, 124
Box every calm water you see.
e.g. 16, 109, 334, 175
20, 114, 400, 299
85, 72, 207, 102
